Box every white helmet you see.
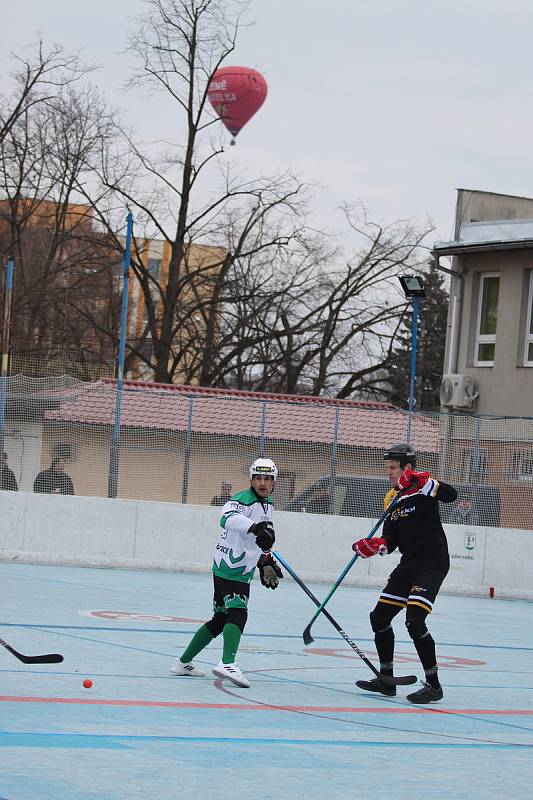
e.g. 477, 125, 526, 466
250, 458, 278, 481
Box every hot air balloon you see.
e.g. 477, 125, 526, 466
207, 66, 267, 144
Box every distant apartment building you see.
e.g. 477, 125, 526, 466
124, 236, 225, 383
0, 196, 224, 383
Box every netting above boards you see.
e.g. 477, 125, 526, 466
1, 375, 532, 530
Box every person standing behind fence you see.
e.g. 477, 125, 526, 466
0, 452, 18, 491
33, 457, 74, 495
170, 458, 283, 688
210, 480, 232, 506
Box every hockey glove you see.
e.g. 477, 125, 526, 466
352, 537, 388, 558
396, 469, 430, 494
248, 521, 276, 552
257, 553, 283, 589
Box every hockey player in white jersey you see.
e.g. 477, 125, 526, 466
170, 458, 283, 688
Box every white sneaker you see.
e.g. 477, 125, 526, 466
212, 661, 250, 688
170, 659, 206, 677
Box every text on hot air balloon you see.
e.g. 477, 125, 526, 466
209, 92, 237, 103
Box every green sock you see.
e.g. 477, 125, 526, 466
180, 624, 214, 664
222, 623, 242, 664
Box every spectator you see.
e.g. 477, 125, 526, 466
0, 452, 18, 491
211, 480, 232, 506
306, 487, 331, 514
450, 496, 479, 526
33, 457, 74, 495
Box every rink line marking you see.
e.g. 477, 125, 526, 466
0, 732, 531, 749
2, 623, 533, 653
1, 696, 532, 714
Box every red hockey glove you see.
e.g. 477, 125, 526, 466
257, 553, 283, 589
352, 537, 388, 558
396, 469, 430, 494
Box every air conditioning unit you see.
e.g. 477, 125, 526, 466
440, 374, 478, 408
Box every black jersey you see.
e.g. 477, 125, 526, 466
382, 479, 457, 569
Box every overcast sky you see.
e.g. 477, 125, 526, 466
3, 0, 533, 246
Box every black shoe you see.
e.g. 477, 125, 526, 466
406, 682, 443, 704
355, 677, 396, 697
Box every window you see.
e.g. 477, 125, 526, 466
147, 258, 161, 280
474, 273, 500, 366
510, 450, 533, 481
524, 272, 533, 366
460, 448, 487, 483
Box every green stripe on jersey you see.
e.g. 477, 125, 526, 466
212, 558, 256, 583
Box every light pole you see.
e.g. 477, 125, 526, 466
398, 275, 426, 443
0, 259, 14, 459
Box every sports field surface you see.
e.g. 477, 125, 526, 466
1, 562, 532, 799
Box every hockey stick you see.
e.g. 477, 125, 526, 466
302, 488, 408, 645
274, 551, 416, 686
0, 637, 64, 665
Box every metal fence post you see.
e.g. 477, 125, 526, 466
181, 395, 194, 503
108, 213, 133, 498
329, 406, 341, 498
0, 259, 14, 458
259, 401, 267, 457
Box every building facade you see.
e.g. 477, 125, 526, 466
434, 189, 533, 418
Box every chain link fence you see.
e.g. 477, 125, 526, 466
1, 375, 532, 530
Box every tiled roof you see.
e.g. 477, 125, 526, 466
99, 378, 395, 410
44, 379, 440, 452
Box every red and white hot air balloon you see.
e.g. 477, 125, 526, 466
208, 66, 268, 144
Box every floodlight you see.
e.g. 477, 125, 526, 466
398, 275, 426, 299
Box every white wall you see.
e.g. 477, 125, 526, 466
1, 491, 531, 600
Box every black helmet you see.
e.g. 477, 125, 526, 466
383, 443, 417, 468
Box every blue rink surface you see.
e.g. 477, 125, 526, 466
1, 561, 532, 800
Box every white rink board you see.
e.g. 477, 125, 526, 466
0, 491, 531, 599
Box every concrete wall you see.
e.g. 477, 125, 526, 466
1, 491, 531, 600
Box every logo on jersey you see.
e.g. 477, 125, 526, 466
391, 504, 416, 521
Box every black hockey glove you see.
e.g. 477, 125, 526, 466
248, 521, 275, 552
257, 553, 283, 589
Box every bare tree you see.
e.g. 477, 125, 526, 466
201, 204, 434, 397
0, 39, 87, 146
0, 8, 434, 396
77, 0, 312, 384
0, 73, 121, 376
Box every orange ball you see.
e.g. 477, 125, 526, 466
83, 678, 93, 689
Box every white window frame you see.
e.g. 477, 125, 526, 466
474, 272, 500, 366
524, 272, 533, 366
510, 450, 533, 481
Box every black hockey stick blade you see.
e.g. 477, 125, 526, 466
0, 638, 64, 665
303, 626, 315, 646
379, 672, 417, 686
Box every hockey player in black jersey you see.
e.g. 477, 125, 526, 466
352, 443, 457, 704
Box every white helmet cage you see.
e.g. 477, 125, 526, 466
249, 458, 278, 482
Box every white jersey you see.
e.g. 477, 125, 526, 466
212, 488, 274, 583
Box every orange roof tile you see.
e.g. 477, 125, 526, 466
44, 380, 440, 453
